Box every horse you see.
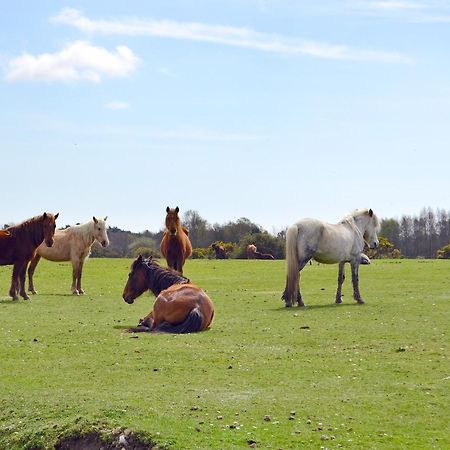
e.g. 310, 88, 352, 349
160, 206, 192, 275
0, 212, 59, 300
122, 255, 215, 333
247, 243, 274, 260
27, 217, 109, 295
211, 243, 227, 259
247, 244, 257, 259
281, 208, 380, 307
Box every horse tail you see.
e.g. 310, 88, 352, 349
154, 307, 203, 334
283, 224, 300, 306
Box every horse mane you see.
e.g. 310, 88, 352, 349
140, 258, 189, 297
342, 208, 380, 230
7, 215, 43, 237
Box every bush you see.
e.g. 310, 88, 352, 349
191, 247, 214, 259
133, 246, 161, 258
366, 236, 402, 259
436, 243, 450, 259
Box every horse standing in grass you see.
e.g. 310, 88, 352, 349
122, 255, 214, 333
160, 207, 192, 274
282, 208, 380, 307
0, 212, 59, 300
28, 217, 109, 295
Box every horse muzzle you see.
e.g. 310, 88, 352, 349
101, 240, 109, 248
122, 294, 135, 304
45, 239, 54, 247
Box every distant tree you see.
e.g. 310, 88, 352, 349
182, 210, 210, 248
128, 237, 160, 258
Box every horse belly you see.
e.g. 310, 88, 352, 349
37, 237, 71, 261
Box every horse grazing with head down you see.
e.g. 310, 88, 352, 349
122, 255, 214, 333
282, 208, 380, 307
28, 217, 109, 295
160, 206, 192, 274
0, 212, 59, 300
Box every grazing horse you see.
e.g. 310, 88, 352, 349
28, 217, 109, 295
282, 208, 380, 307
0, 212, 59, 300
122, 255, 214, 333
211, 243, 227, 259
160, 206, 192, 274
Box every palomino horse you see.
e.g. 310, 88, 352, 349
282, 208, 380, 307
28, 217, 109, 295
122, 255, 214, 333
0, 212, 59, 300
160, 206, 192, 274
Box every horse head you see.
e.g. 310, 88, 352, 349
362, 209, 380, 249
93, 216, 110, 247
42, 212, 59, 247
123, 254, 149, 304
165, 206, 180, 236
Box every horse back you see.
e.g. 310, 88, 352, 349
154, 284, 214, 330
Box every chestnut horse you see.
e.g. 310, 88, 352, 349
0, 212, 59, 300
28, 217, 109, 295
247, 244, 274, 260
160, 206, 192, 274
122, 255, 214, 333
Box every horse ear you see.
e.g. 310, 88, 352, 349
166, 206, 170, 213
93, 216, 98, 224
104, 216, 108, 221
369, 209, 374, 217
137, 254, 143, 262
175, 206, 179, 213
43, 212, 47, 219
55, 213, 59, 220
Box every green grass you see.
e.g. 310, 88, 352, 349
0, 258, 449, 449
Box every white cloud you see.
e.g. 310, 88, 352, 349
50, 8, 411, 63
5, 40, 140, 83
104, 101, 130, 110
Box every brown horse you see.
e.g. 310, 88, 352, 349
160, 206, 192, 274
0, 212, 59, 300
122, 255, 214, 333
211, 243, 227, 259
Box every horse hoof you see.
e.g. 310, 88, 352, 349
78, 290, 85, 295
30, 290, 38, 295
22, 295, 30, 301
335, 299, 342, 304
72, 291, 79, 296
356, 299, 365, 304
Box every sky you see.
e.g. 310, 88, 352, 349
1, 0, 449, 234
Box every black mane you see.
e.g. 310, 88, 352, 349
141, 258, 189, 296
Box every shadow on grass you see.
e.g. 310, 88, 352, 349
272, 302, 361, 312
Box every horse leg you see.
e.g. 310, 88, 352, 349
350, 262, 364, 304
9, 263, 20, 300
71, 262, 81, 295
281, 258, 309, 307
335, 262, 345, 304
18, 262, 30, 300
28, 254, 41, 294
77, 262, 85, 294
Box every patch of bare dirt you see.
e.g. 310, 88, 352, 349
55, 429, 156, 450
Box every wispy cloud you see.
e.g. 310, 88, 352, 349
104, 101, 130, 110
50, 8, 411, 63
5, 40, 139, 83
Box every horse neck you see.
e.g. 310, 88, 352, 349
73, 221, 96, 246
145, 264, 188, 296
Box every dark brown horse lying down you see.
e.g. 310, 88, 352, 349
122, 255, 214, 333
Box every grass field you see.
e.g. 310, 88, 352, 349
0, 258, 449, 449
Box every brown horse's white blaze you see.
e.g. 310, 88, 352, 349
28, 216, 109, 295
160, 206, 192, 275
0, 212, 59, 300
122, 255, 214, 334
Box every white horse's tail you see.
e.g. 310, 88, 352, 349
282, 224, 300, 306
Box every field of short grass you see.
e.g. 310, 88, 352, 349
0, 258, 448, 449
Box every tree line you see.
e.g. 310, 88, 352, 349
12, 207, 445, 259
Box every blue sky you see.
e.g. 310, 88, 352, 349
1, 1, 449, 233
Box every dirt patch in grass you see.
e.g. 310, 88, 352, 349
55, 429, 156, 450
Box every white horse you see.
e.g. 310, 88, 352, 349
282, 209, 380, 307
28, 217, 109, 295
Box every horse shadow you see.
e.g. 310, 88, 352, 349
272, 302, 359, 312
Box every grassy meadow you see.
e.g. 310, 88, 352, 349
0, 258, 449, 449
